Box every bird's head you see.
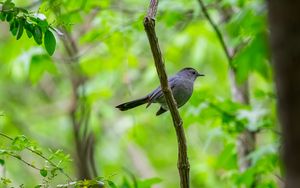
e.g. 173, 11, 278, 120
177, 67, 204, 81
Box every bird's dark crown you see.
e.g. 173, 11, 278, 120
177, 67, 204, 78
180, 67, 197, 72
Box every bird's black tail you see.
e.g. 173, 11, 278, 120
116, 96, 148, 111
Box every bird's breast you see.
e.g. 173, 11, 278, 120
154, 77, 194, 110
172, 79, 194, 107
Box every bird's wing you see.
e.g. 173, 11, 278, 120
146, 76, 177, 107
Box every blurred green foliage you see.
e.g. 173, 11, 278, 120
0, 0, 279, 187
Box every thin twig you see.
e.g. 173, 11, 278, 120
0, 132, 73, 181
197, 0, 234, 68
8, 153, 42, 171
143, 1, 190, 188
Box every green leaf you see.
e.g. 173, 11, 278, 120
0, 12, 6, 21
9, 19, 18, 36
120, 177, 131, 188
24, 21, 33, 38
33, 25, 43, 45
29, 14, 49, 31
11, 135, 30, 151
0, 159, 4, 165
26, 28, 32, 38
215, 143, 237, 169
1, 177, 12, 185
50, 168, 59, 177
107, 180, 118, 188
40, 169, 48, 177
5, 12, 13, 22
248, 144, 277, 166
18, 7, 29, 14
226, 8, 265, 38
37, 19, 48, 31
29, 54, 57, 84
2, 0, 15, 11
44, 29, 56, 56
233, 32, 270, 83
235, 167, 255, 187
16, 18, 24, 40
137, 177, 162, 188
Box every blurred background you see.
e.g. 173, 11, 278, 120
0, 0, 279, 187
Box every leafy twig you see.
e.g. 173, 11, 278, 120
0, 132, 73, 181
143, 1, 190, 188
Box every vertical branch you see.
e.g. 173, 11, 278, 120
143, 1, 190, 188
64, 33, 98, 179
50, 7, 98, 179
197, 0, 255, 177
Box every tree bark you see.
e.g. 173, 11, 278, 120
49, 4, 98, 178
267, 1, 300, 187
229, 70, 254, 173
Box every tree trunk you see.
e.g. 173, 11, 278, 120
267, 1, 300, 187
229, 70, 255, 173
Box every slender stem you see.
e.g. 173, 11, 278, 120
143, 1, 190, 187
8, 153, 42, 171
197, 0, 234, 67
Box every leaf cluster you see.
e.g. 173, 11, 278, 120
0, 0, 56, 55
0, 134, 72, 187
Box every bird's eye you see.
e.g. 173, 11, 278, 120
192, 71, 196, 75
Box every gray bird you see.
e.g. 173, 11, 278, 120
116, 67, 204, 116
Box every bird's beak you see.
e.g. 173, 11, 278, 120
197, 73, 205, 77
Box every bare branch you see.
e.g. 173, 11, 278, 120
143, 1, 190, 187
197, 0, 234, 67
